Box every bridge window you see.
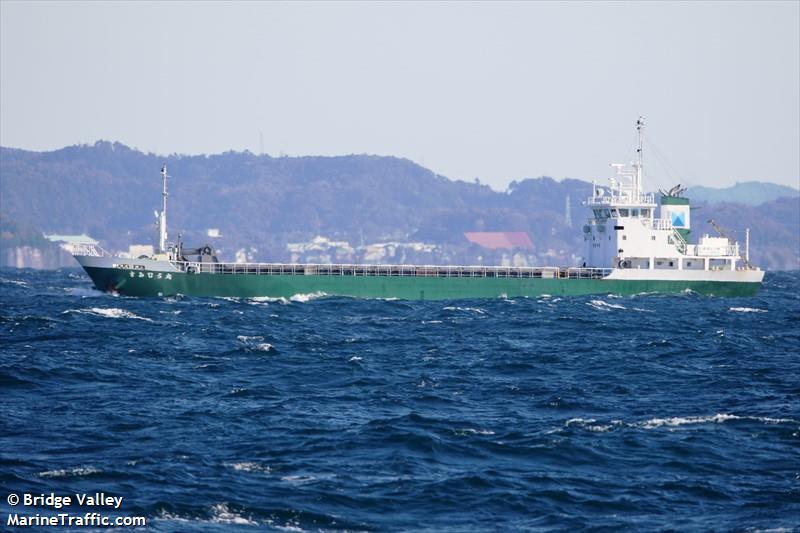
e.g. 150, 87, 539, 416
631, 209, 639, 217
593, 209, 602, 218
611, 209, 618, 217
619, 208, 629, 217
641, 208, 651, 217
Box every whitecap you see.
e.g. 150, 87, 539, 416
348, 356, 363, 362
1, 277, 28, 287
235, 335, 274, 352
280, 475, 316, 485
270, 525, 304, 532
63, 307, 152, 321
224, 461, 271, 474
634, 413, 796, 429
587, 300, 626, 311
563, 418, 616, 432
636, 414, 740, 428
64, 287, 103, 297
729, 307, 767, 313
750, 415, 797, 424
209, 503, 258, 525
156, 504, 260, 527
155, 510, 191, 523
38, 466, 99, 478
454, 428, 495, 436
558, 413, 798, 433
565, 417, 596, 426
443, 306, 486, 314
246, 296, 289, 305
289, 291, 327, 303
237, 335, 264, 342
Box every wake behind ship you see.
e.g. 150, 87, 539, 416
73, 119, 764, 299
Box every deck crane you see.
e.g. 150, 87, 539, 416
707, 219, 752, 269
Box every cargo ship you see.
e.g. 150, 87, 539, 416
73, 119, 764, 299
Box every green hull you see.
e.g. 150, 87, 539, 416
82, 266, 761, 299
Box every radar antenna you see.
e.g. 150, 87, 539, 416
659, 184, 687, 198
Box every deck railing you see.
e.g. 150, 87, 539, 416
70, 243, 112, 257
171, 261, 613, 280
586, 193, 656, 206
685, 244, 739, 257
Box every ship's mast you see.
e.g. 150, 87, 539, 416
635, 116, 645, 196
159, 164, 169, 254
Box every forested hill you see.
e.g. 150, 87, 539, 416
1, 141, 797, 270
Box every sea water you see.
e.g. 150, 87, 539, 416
1, 269, 798, 531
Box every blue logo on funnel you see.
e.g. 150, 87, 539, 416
671, 212, 686, 227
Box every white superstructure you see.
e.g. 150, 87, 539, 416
582, 117, 762, 283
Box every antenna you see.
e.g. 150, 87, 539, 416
158, 164, 169, 254
635, 116, 645, 195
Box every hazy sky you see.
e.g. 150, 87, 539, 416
1, 1, 798, 191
